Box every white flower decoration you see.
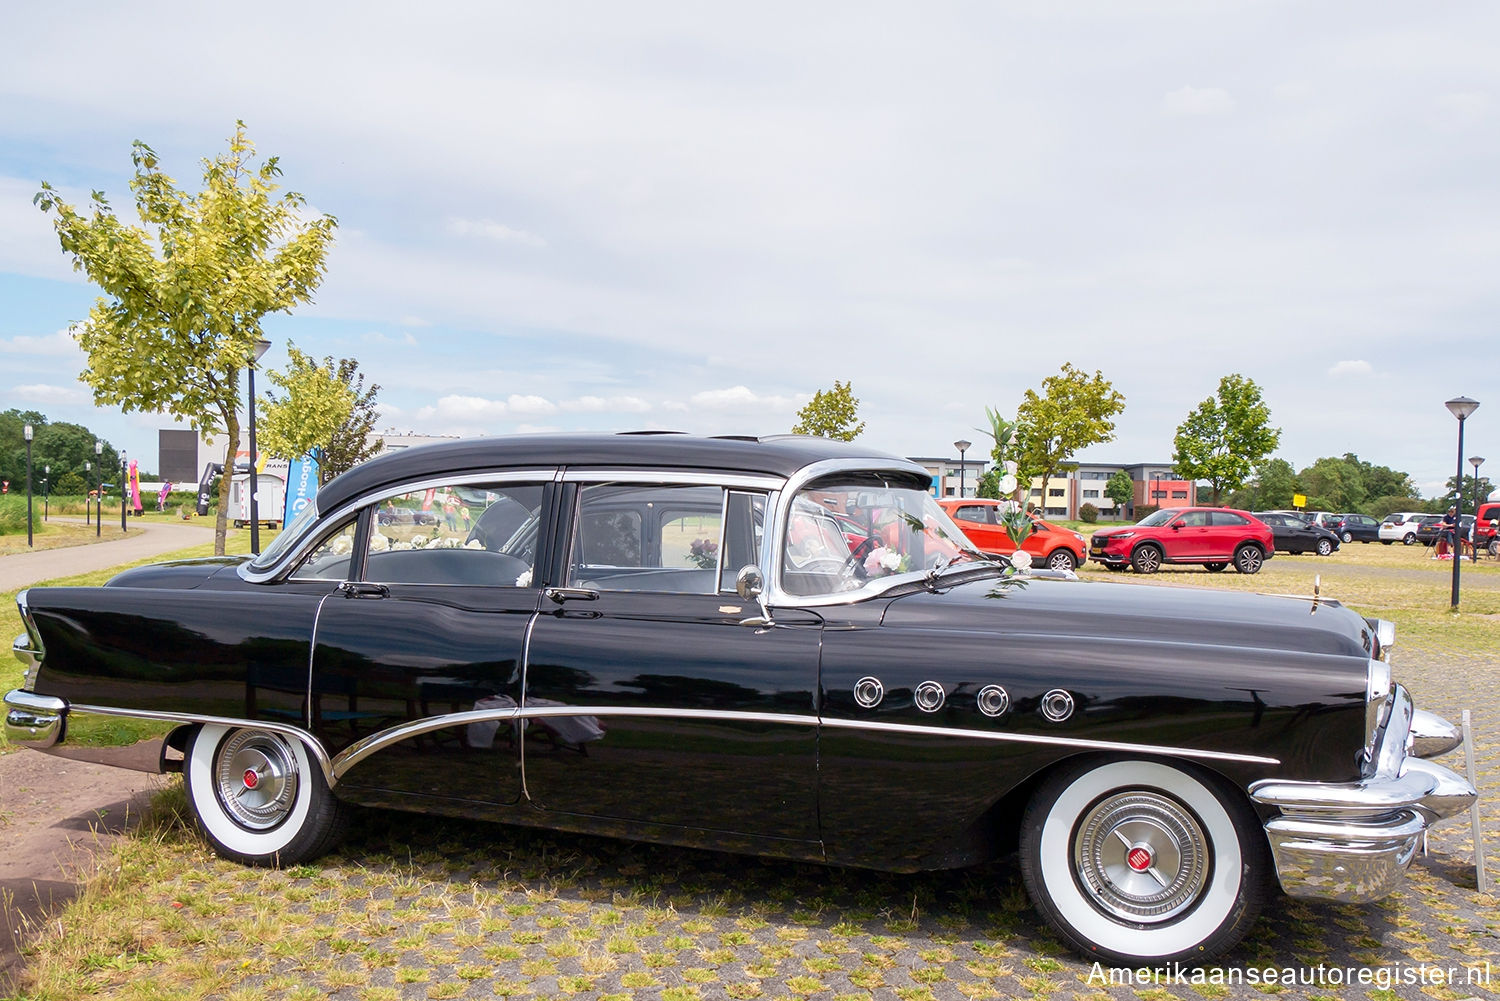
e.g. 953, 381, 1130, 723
369, 532, 390, 552
515, 568, 533, 588
465, 539, 484, 550
410, 534, 429, 548
1010, 550, 1032, 570
879, 549, 903, 572
330, 535, 353, 556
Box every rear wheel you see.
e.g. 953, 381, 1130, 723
1233, 544, 1264, 574
1018, 758, 1270, 965
1047, 549, 1078, 572
1131, 545, 1163, 574
1204, 562, 1226, 573
1403, 533, 1416, 545
1381, 540, 1393, 545
1340, 530, 1353, 543
184, 724, 349, 866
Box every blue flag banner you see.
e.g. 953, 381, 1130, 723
284, 455, 320, 524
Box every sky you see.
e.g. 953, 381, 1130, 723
2, 1, 1497, 497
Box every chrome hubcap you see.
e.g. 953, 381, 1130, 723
1074, 791, 1209, 923
215, 730, 298, 830
1239, 550, 1261, 571
1049, 552, 1073, 570
1138, 549, 1159, 571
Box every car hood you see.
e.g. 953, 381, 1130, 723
105, 556, 252, 590
880, 573, 1375, 661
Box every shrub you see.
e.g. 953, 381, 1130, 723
0, 495, 39, 536
1077, 503, 1098, 523
1135, 505, 1159, 520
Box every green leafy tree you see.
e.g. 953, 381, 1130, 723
35, 123, 337, 554
258, 345, 381, 484
1254, 458, 1296, 510
1104, 469, 1134, 517
975, 469, 1001, 500
1014, 364, 1126, 502
792, 380, 865, 441
34, 422, 120, 486
1171, 374, 1281, 506
1, 409, 48, 489
54, 471, 87, 496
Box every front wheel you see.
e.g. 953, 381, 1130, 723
1315, 539, 1333, 556
1233, 544, 1264, 574
1131, 545, 1163, 574
184, 724, 349, 866
1018, 758, 1270, 965
1047, 549, 1078, 572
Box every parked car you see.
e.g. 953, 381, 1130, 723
1379, 512, 1439, 546
1305, 511, 1340, 531
1088, 507, 1275, 574
1253, 511, 1340, 556
1475, 502, 1500, 555
1414, 514, 1474, 548
6, 434, 1476, 965
937, 498, 1086, 571
1330, 513, 1381, 544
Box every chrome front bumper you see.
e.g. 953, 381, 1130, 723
1250, 685, 1477, 902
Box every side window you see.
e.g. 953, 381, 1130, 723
954, 505, 986, 523
291, 519, 360, 580
1211, 512, 1249, 527
364, 481, 544, 587
1175, 511, 1210, 527
569, 484, 725, 594
718, 491, 767, 592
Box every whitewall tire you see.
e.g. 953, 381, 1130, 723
184, 724, 349, 866
1019, 758, 1269, 965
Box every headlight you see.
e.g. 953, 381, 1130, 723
1113, 531, 1135, 540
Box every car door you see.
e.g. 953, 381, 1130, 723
305, 477, 553, 810
1166, 510, 1213, 559
950, 503, 1009, 553
1209, 510, 1254, 557
523, 478, 823, 844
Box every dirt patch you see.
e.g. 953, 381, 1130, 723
0, 751, 161, 993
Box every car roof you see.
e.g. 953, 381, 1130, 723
317, 433, 917, 515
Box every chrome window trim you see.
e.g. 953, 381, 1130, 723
560, 469, 783, 490
238, 469, 560, 584
330, 703, 1280, 780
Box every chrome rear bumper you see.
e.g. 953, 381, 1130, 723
4, 688, 178, 773
1250, 686, 1477, 902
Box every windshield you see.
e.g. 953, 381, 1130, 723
247, 495, 323, 570
780, 473, 980, 598
1137, 509, 1179, 528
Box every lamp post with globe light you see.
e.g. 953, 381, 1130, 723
1471, 456, 1486, 553
120, 450, 128, 533
94, 440, 103, 538
23, 423, 34, 547
1445, 396, 1479, 609
43, 465, 49, 521
954, 440, 971, 499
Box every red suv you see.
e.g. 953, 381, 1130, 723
1476, 502, 1500, 556
1089, 507, 1275, 574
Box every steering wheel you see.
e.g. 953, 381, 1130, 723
840, 535, 879, 577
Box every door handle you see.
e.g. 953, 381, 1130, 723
339, 581, 389, 599
545, 587, 599, 604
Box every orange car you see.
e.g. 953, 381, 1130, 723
937, 498, 1087, 572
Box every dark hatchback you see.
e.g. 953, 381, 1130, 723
1332, 513, 1381, 544
1253, 512, 1341, 556
6, 434, 1476, 966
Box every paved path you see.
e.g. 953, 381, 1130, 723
0, 519, 216, 592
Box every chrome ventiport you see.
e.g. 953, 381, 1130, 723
976, 685, 1010, 717
914, 681, 946, 713
853, 676, 884, 709
1041, 689, 1075, 722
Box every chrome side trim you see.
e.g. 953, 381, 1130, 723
239, 468, 561, 583
67, 704, 335, 787
328, 703, 1281, 777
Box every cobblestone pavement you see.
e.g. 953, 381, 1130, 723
10, 560, 1499, 1000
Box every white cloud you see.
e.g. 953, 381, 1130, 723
0, 328, 80, 356
416, 393, 558, 422
1433, 92, 1489, 131
1328, 359, 1373, 377
362, 330, 418, 346
1161, 86, 1235, 117
446, 218, 546, 247
687, 386, 804, 411
11, 383, 90, 405
562, 395, 653, 413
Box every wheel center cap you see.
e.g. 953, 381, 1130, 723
243, 768, 260, 790
1126, 845, 1153, 872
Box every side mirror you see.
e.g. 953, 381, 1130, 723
1170, 521, 1183, 530
735, 565, 764, 601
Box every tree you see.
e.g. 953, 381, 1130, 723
792, 380, 865, 441
1014, 364, 1126, 502
258, 344, 382, 484
1171, 374, 1281, 506
36, 123, 337, 554
975, 469, 1001, 500
1104, 469, 1134, 516
1254, 458, 1296, 510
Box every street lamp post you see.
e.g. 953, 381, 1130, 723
85, 461, 92, 527
23, 423, 34, 547
247, 338, 272, 555
1445, 396, 1480, 610
953, 439, 971, 498
94, 440, 103, 538
43, 465, 49, 521
1470, 455, 1486, 530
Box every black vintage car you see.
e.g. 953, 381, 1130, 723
1252, 511, 1341, 556
6, 434, 1476, 965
